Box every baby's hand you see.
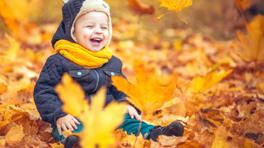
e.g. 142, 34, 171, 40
56, 114, 80, 136
125, 105, 141, 120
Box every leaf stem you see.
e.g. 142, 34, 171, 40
175, 12, 188, 25
133, 119, 142, 148
157, 11, 174, 19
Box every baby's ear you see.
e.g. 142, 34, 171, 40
62, 0, 70, 4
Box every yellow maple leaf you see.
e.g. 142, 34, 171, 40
55, 74, 126, 148
236, 15, 264, 64
79, 89, 127, 148
111, 66, 176, 115
185, 66, 232, 94
55, 73, 87, 117
157, 0, 192, 12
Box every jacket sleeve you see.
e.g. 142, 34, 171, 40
109, 71, 128, 102
33, 55, 67, 127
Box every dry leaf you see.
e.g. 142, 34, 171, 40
234, 0, 251, 11
157, 0, 192, 12
236, 15, 264, 64
211, 126, 228, 148
112, 66, 176, 115
5, 125, 25, 146
50, 143, 64, 148
158, 134, 188, 146
185, 68, 232, 94
256, 82, 264, 95
128, 0, 155, 15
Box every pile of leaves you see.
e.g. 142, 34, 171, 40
0, 0, 264, 147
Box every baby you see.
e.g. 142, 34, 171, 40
33, 0, 184, 147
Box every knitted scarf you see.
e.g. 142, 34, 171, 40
54, 40, 112, 69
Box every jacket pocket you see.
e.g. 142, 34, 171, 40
103, 69, 121, 87
69, 68, 90, 85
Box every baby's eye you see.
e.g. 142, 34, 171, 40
101, 27, 107, 29
87, 26, 93, 28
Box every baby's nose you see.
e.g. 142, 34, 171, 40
94, 28, 102, 34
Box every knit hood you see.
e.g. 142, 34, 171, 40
52, 0, 112, 48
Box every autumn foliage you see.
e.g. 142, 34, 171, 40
0, 0, 264, 148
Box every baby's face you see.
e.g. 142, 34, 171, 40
74, 11, 109, 52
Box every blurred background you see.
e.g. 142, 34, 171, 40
0, 0, 263, 42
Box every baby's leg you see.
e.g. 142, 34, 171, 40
117, 113, 155, 138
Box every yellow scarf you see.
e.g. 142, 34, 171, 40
54, 40, 112, 69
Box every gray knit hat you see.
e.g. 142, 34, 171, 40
61, 0, 112, 45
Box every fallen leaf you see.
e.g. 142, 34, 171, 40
211, 126, 228, 148
236, 15, 264, 64
256, 82, 264, 95
112, 66, 176, 115
185, 68, 232, 94
50, 143, 64, 148
158, 134, 188, 146
5, 125, 25, 146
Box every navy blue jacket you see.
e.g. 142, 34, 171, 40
33, 53, 127, 127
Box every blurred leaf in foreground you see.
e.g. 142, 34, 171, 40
55, 74, 126, 148
55, 73, 87, 117
112, 65, 176, 115
236, 15, 264, 64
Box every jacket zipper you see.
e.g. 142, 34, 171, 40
92, 69, 99, 92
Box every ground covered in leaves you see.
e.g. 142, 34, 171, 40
0, 0, 264, 148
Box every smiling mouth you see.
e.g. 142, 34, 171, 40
90, 38, 102, 45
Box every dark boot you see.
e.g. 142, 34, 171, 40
147, 121, 184, 141
64, 135, 80, 148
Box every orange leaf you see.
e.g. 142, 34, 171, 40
158, 134, 188, 146
236, 15, 264, 64
256, 82, 264, 95
112, 66, 176, 115
234, 0, 251, 11
128, 0, 155, 15
50, 143, 64, 148
5, 125, 25, 146
211, 126, 229, 148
